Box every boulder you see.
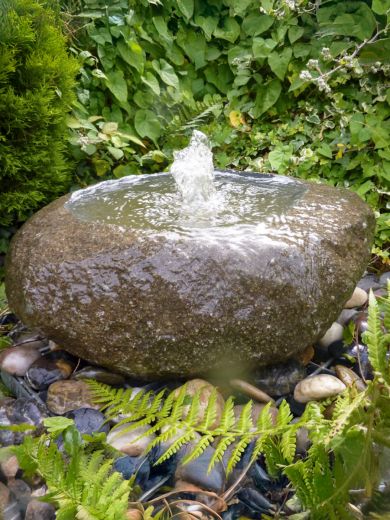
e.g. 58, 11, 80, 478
5, 173, 374, 379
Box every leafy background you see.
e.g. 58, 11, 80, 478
64, 0, 389, 263
0, 0, 389, 276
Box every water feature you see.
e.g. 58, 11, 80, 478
5, 132, 375, 378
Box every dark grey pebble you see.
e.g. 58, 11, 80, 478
72, 366, 126, 386
26, 351, 76, 390
113, 456, 150, 487
7, 479, 31, 515
252, 361, 306, 397
358, 273, 381, 292
379, 272, 390, 287
65, 408, 110, 435
175, 446, 226, 493
237, 487, 276, 514
25, 499, 56, 520
0, 398, 47, 446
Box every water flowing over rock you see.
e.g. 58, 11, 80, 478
5, 168, 374, 379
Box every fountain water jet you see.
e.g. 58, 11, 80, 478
5, 133, 375, 379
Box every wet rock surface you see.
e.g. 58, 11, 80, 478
0, 398, 47, 446
5, 174, 374, 378
46, 380, 99, 414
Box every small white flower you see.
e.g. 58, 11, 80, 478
299, 70, 312, 81
307, 59, 319, 70
321, 47, 332, 60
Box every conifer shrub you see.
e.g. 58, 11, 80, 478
0, 0, 78, 254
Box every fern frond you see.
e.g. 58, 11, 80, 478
235, 400, 253, 432
363, 290, 389, 384
166, 95, 223, 134
280, 428, 297, 463
155, 430, 196, 464
209, 435, 235, 471
213, 396, 236, 434
226, 436, 251, 475
256, 401, 274, 431
181, 435, 214, 466
196, 388, 218, 430
276, 400, 293, 428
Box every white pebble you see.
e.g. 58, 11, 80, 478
107, 424, 154, 456
294, 374, 346, 403
344, 287, 368, 309
318, 322, 343, 348
0, 346, 41, 376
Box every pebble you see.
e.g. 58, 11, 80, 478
344, 287, 368, 309
252, 361, 306, 396
379, 271, 390, 287
46, 379, 100, 414
25, 351, 76, 390
0, 398, 47, 446
25, 499, 56, 520
336, 309, 358, 327
173, 379, 225, 429
297, 345, 315, 366
106, 424, 155, 456
295, 426, 310, 456
0, 481, 10, 511
0, 346, 41, 376
318, 322, 343, 348
357, 273, 381, 292
229, 379, 274, 404
293, 374, 346, 403
2, 499, 22, 520
1, 455, 20, 480
175, 445, 226, 494
233, 403, 278, 428
72, 366, 126, 386
350, 311, 369, 339
7, 479, 31, 515
65, 408, 110, 435
237, 487, 275, 514
113, 456, 150, 487
335, 365, 366, 391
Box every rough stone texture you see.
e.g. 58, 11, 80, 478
46, 380, 99, 415
5, 174, 375, 379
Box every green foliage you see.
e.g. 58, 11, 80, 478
0, 0, 78, 260
14, 421, 132, 520
64, 0, 389, 257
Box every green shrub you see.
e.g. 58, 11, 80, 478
0, 0, 78, 253
66, 0, 389, 262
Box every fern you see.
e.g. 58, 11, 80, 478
165, 95, 223, 135
13, 424, 132, 520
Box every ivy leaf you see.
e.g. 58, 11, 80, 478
134, 109, 161, 143
372, 0, 390, 15
204, 64, 234, 94
242, 12, 274, 36
107, 146, 124, 160
117, 40, 144, 74
153, 59, 179, 89
268, 48, 292, 80
359, 38, 390, 65
288, 25, 304, 44
176, 0, 194, 20
141, 72, 160, 96
252, 78, 282, 118
105, 70, 128, 103
177, 29, 207, 69
194, 16, 218, 40
252, 38, 277, 58
214, 18, 241, 43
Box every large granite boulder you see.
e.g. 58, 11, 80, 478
5, 173, 374, 379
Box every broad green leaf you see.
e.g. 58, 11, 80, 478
43, 417, 74, 434
317, 3, 376, 41
204, 64, 234, 94
93, 159, 111, 176
153, 59, 179, 89
227, 46, 252, 68
194, 16, 218, 39
288, 25, 304, 43
268, 48, 292, 80
252, 38, 277, 58
177, 29, 207, 69
242, 12, 274, 36
105, 70, 128, 103
214, 17, 241, 43
360, 38, 390, 64
349, 114, 371, 144
372, 0, 390, 15
268, 148, 286, 170
134, 109, 162, 142
141, 72, 160, 96
176, 0, 194, 19
113, 163, 139, 177
317, 144, 333, 159
152, 17, 171, 41
117, 40, 145, 74
252, 78, 282, 118
107, 146, 124, 160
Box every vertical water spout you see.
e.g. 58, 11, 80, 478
170, 130, 215, 205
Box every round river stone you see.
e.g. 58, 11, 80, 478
5, 172, 374, 379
